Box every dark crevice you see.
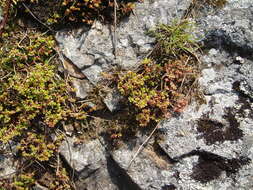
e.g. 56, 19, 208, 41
77, 166, 100, 180
203, 29, 253, 61
153, 140, 179, 164
106, 155, 142, 190
59, 153, 79, 181
233, 81, 253, 102
162, 184, 177, 190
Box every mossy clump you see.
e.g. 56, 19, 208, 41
0, 164, 72, 189
0, 23, 85, 188
0, 27, 85, 143
204, 0, 227, 8
62, 0, 138, 24
12, 0, 139, 27
17, 132, 61, 161
184, 0, 227, 18
1, 0, 140, 32
13, 173, 35, 190
118, 20, 201, 126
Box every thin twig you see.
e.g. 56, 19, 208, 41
98, 182, 104, 190
56, 153, 60, 175
17, 31, 28, 47
22, 3, 55, 32
0, 0, 11, 37
113, 0, 118, 59
186, 76, 199, 97
0, 71, 12, 80
127, 123, 160, 170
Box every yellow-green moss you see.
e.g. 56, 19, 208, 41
61, 0, 138, 24
117, 20, 201, 126
0, 21, 84, 189
13, 173, 35, 190
0, 28, 86, 143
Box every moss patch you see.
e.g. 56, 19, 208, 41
0, 18, 85, 189
117, 20, 202, 127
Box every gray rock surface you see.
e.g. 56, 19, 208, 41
59, 138, 119, 189
0, 7, 3, 22
59, 138, 106, 172
56, 0, 253, 189
75, 166, 118, 190
112, 139, 175, 190
197, 0, 253, 56
0, 142, 17, 179
55, 0, 192, 112
0, 154, 16, 178
71, 78, 93, 99
158, 48, 253, 160
103, 89, 124, 112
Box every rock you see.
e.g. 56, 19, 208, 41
59, 137, 142, 189
111, 138, 175, 190
75, 164, 118, 190
238, 62, 253, 99
0, 142, 18, 178
197, 0, 253, 57
157, 49, 252, 159
59, 138, 119, 189
59, 138, 106, 172
0, 154, 16, 178
168, 154, 250, 190
103, 89, 124, 112
58, 53, 86, 79
56, 0, 192, 73
55, 0, 192, 112
33, 183, 49, 190
81, 63, 105, 85
0, 7, 3, 22
56, 22, 114, 85
55, 0, 253, 189
71, 78, 93, 100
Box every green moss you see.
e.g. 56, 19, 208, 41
60, 0, 138, 24
0, 20, 85, 188
1, 0, 140, 31
204, 0, 227, 8
0, 28, 86, 143
117, 20, 201, 126
13, 173, 35, 190
16, 0, 139, 26
147, 20, 200, 57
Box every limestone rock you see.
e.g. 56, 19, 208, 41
59, 138, 106, 172
55, 0, 253, 189
0, 154, 16, 178
55, 0, 192, 112
0, 7, 3, 22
